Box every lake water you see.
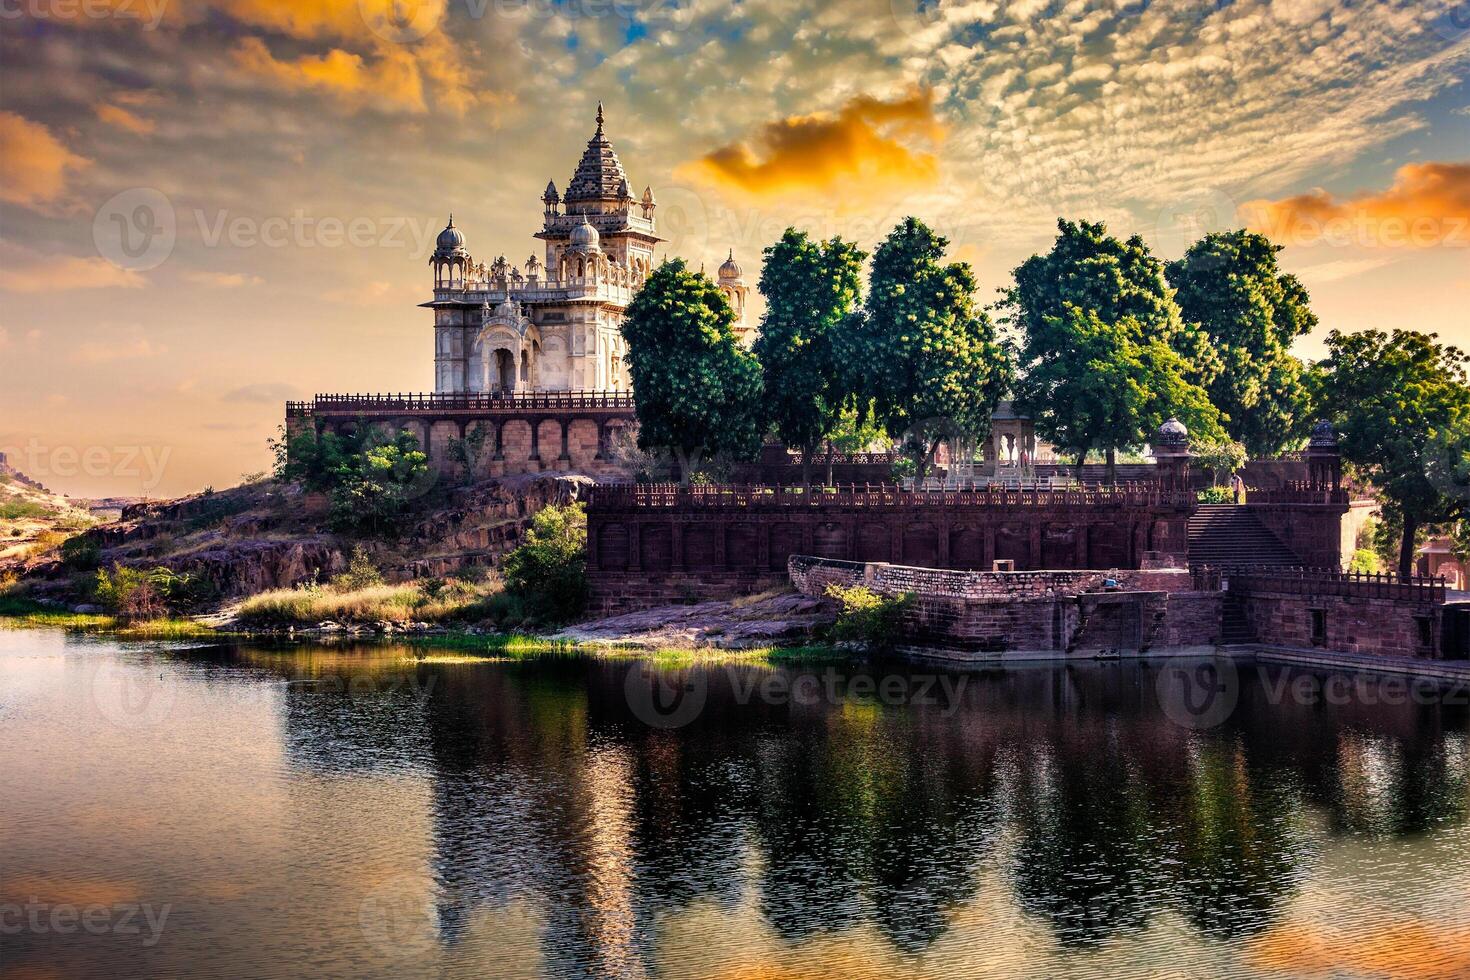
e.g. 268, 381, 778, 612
3, 627, 1470, 979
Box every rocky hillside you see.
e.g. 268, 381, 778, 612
0, 457, 98, 566
7, 472, 589, 606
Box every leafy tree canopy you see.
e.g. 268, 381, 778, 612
851, 217, 1012, 480
1007, 219, 1223, 476
1166, 230, 1315, 455
753, 228, 866, 478
622, 259, 763, 483
1313, 328, 1470, 578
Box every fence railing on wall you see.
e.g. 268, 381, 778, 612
589, 482, 1195, 509
286, 390, 636, 417
1243, 482, 1349, 505
1201, 564, 1447, 604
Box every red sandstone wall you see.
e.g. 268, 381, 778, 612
1241, 591, 1438, 659
1247, 504, 1347, 569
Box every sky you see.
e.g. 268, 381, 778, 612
0, 0, 1467, 498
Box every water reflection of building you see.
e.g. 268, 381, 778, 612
253, 648, 1470, 970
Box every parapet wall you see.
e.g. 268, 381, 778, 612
586, 483, 1197, 613
789, 555, 1221, 660
286, 391, 637, 480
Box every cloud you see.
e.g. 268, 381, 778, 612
1243, 161, 1470, 248
1294, 256, 1399, 284
0, 255, 146, 293
221, 382, 300, 404
0, 326, 8, 350
96, 103, 156, 135
232, 37, 427, 113
323, 279, 400, 305
70, 337, 168, 363
678, 91, 945, 203
0, 111, 90, 209
185, 271, 264, 288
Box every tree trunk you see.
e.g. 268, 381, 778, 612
918, 435, 943, 486
801, 445, 813, 490
674, 448, 702, 487
1105, 447, 1117, 487
1074, 450, 1087, 482
1399, 514, 1419, 582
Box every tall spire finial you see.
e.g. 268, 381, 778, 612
596, 101, 604, 133
447, 213, 454, 227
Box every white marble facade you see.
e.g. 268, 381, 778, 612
427, 104, 747, 395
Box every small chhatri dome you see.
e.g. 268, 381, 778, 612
568, 214, 600, 250
435, 214, 466, 252
1155, 417, 1189, 447
1309, 418, 1338, 448
641, 185, 655, 205
718, 249, 743, 281
542, 180, 559, 202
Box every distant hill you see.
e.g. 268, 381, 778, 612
0, 454, 99, 566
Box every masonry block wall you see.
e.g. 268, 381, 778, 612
788, 557, 1221, 658
1247, 503, 1349, 569
1239, 591, 1439, 659
587, 486, 1197, 613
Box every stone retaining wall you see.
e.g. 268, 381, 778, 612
789, 556, 1220, 659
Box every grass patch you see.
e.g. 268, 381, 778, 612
236, 576, 506, 628
0, 501, 53, 520
0, 595, 217, 637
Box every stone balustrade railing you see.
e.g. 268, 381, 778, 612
590, 482, 1195, 509
286, 390, 636, 417
1200, 564, 1447, 604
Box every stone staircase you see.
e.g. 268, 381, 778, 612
1219, 591, 1256, 645
1188, 504, 1303, 569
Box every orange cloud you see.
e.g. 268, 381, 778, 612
0, 111, 90, 209
1243, 160, 1470, 248
679, 91, 945, 202
232, 36, 426, 112
96, 102, 156, 134
0, 255, 146, 293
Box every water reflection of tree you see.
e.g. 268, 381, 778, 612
245, 646, 1470, 965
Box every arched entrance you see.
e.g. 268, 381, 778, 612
493, 349, 516, 392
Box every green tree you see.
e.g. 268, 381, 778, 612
1314, 329, 1470, 579
849, 217, 1011, 482
622, 260, 764, 484
1007, 219, 1222, 481
1166, 230, 1316, 455
502, 502, 588, 623
446, 423, 489, 483
326, 430, 432, 535
753, 228, 866, 486
1193, 438, 1248, 487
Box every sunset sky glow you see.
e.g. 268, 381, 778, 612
1, 0, 1467, 496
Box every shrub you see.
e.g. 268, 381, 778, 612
501, 503, 588, 624
1348, 548, 1384, 574
60, 535, 101, 571
825, 583, 913, 652
1197, 486, 1236, 504
94, 566, 166, 621
331, 546, 384, 591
